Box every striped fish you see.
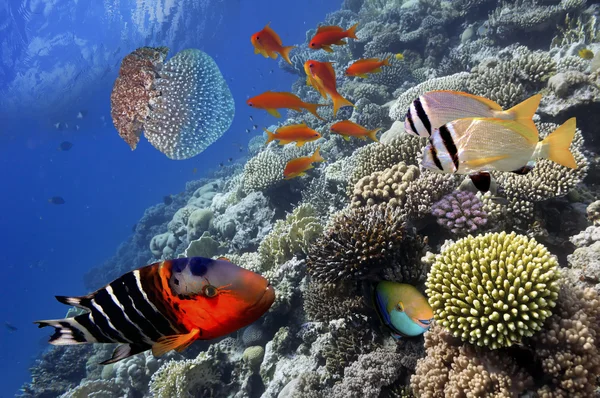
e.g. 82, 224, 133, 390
404, 91, 541, 138
35, 257, 275, 364
421, 117, 578, 191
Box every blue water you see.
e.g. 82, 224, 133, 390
0, 0, 340, 394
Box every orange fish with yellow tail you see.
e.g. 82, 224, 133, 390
264, 123, 321, 147
284, 146, 325, 179
331, 120, 381, 142
35, 257, 275, 364
309, 23, 359, 52
304, 60, 354, 117
251, 23, 295, 64
247, 91, 325, 120
346, 57, 391, 78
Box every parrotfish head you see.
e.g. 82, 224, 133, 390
167, 257, 275, 337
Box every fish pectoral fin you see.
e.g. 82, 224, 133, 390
342, 135, 350, 141
152, 328, 201, 357
357, 136, 367, 141
295, 141, 305, 147
372, 67, 382, 73
322, 45, 334, 53
266, 108, 281, 118
357, 74, 368, 78
334, 39, 346, 45
463, 155, 509, 169
254, 47, 259, 54
100, 343, 149, 365
278, 139, 292, 145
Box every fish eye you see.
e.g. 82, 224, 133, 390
203, 285, 218, 298
248, 103, 253, 107
309, 63, 314, 68
310, 43, 315, 47
256, 36, 260, 40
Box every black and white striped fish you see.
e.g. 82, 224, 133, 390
35, 257, 275, 364
404, 91, 541, 138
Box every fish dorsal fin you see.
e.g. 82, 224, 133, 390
445, 91, 503, 111
216, 256, 231, 262
55, 295, 93, 310
316, 25, 344, 34
263, 23, 282, 45
100, 343, 149, 365
152, 328, 201, 357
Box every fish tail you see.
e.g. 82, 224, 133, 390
303, 102, 325, 120
263, 128, 276, 143
540, 117, 577, 169
312, 146, 325, 163
368, 128, 382, 142
332, 94, 354, 117
346, 23, 359, 39
280, 46, 295, 65
506, 94, 542, 133
35, 315, 98, 345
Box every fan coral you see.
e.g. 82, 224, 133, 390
307, 203, 425, 283
111, 47, 234, 159
426, 231, 561, 349
431, 191, 488, 235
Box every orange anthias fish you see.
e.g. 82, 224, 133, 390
304, 60, 354, 117
309, 23, 359, 52
330, 120, 381, 142
284, 146, 325, 179
346, 57, 391, 78
264, 123, 321, 147
247, 91, 325, 120
35, 257, 275, 364
251, 23, 295, 64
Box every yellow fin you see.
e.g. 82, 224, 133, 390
540, 117, 577, 169
295, 141, 306, 147
358, 135, 367, 141
333, 39, 346, 45
266, 108, 281, 118
368, 128, 381, 142
322, 45, 333, 53
254, 47, 259, 54
505, 94, 542, 135
280, 45, 295, 65
342, 135, 350, 141
278, 139, 293, 145
332, 94, 354, 117
464, 155, 510, 168
152, 329, 200, 357
264, 128, 276, 144
357, 74, 368, 78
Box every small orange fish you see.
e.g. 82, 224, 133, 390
309, 23, 359, 52
247, 91, 324, 120
346, 57, 391, 78
304, 60, 354, 117
251, 23, 295, 64
264, 123, 321, 147
284, 147, 325, 179
330, 120, 381, 142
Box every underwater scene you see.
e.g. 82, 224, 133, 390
1, 0, 600, 396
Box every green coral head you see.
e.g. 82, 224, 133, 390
425, 231, 560, 349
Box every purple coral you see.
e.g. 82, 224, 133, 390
431, 191, 487, 235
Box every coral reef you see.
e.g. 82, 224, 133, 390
431, 191, 488, 235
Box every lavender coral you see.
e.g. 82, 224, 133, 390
431, 191, 488, 235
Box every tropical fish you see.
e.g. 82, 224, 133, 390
330, 120, 381, 142
163, 195, 173, 205
578, 48, 594, 60
374, 281, 433, 338
395, 53, 404, 61
345, 57, 390, 78
308, 23, 359, 52
58, 141, 73, 151
35, 257, 275, 364
422, 117, 578, 190
264, 123, 321, 147
405, 91, 542, 138
247, 91, 325, 120
251, 23, 295, 64
304, 60, 354, 117
284, 147, 325, 179
48, 196, 65, 205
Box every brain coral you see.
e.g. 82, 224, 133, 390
426, 231, 561, 349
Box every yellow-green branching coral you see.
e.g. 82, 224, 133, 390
426, 231, 560, 349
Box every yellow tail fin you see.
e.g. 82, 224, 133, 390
312, 146, 325, 163
382, 57, 391, 66
368, 128, 381, 142
264, 128, 276, 144
332, 94, 354, 117
540, 117, 577, 169
346, 23, 359, 39
303, 102, 325, 120
506, 94, 542, 135
280, 45, 295, 65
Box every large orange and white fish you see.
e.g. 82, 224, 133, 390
247, 91, 325, 120
345, 57, 391, 78
422, 117, 578, 191
330, 120, 381, 142
251, 23, 295, 64
404, 91, 542, 138
308, 23, 359, 52
264, 123, 321, 147
284, 146, 325, 179
35, 257, 275, 364
304, 60, 354, 117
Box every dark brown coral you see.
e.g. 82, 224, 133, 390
110, 47, 168, 150
303, 281, 368, 322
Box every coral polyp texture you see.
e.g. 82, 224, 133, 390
111, 47, 234, 159
426, 231, 561, 349
431, 191, 488, 235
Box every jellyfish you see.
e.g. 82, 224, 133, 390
110, 47, 235, 160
